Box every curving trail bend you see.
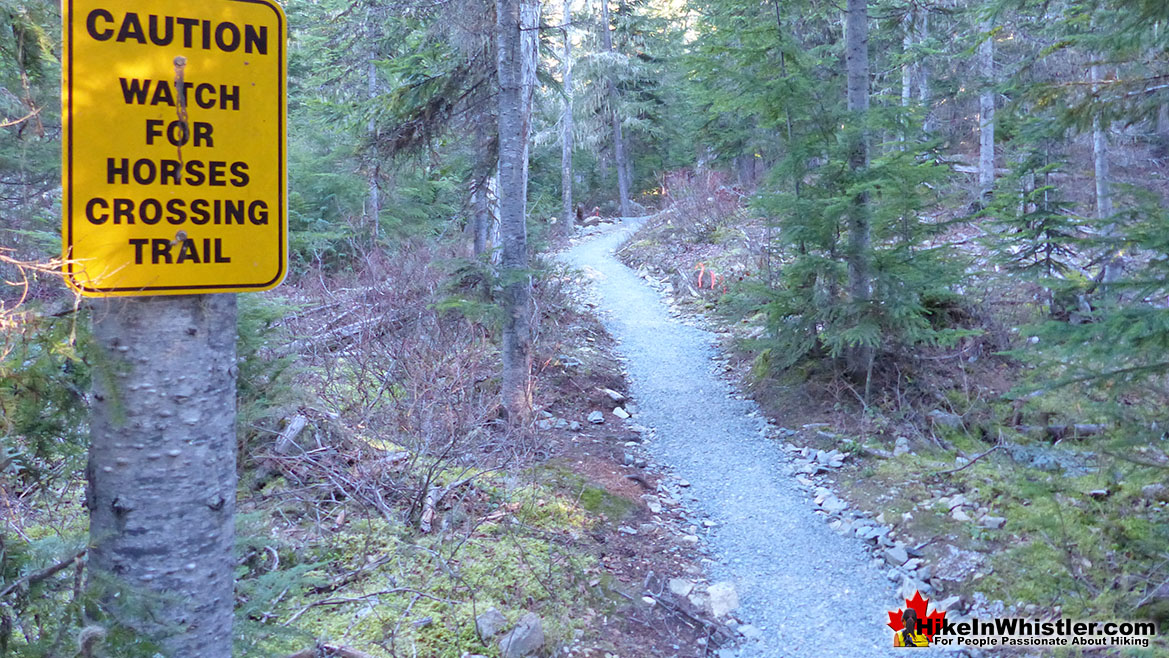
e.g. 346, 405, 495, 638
563, 218, 902, 658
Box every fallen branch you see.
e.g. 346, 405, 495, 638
275, 415, 309, 454
420, 476, 477, 533
321, 645, 378, 658
640, 588, 736, 647
933, 445, 999, 476
283, 644, 380, 658
285, 587, 456, 626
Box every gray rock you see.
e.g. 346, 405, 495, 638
688, 590, 709, 612
499, 612, 544, 658
568, 420, 582, 431
601, 387, 626, 402
553, 418, 569, 429
476, 608, 508, 638
534, 418, 554, 430
899, 577, 930, 600
893, 436, 911, 457
820, 495, 848, 513
1142, 483, 1168, 502
936, 595, 962, 612
979, 516, 1007, 529
587, 410, 604, 424
668, 577, 694, 598
928, 409, 963, 429
739, 623, 763, 640
707, 581, 740, 618
951, 508, 971, 522
643, 495, 662, 514
613, 407, 631, 419
884, 545, 909, 566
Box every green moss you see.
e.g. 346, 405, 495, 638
530, 464, 636, 523
238, 464, 612, 658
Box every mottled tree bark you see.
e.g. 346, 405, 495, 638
901, 8, 914, 109
496, 0, 537, 418
472, 119, 496, 257
1091, 59, 1123, 286
367, 57, 381, 240
600, 0, 632, 217
845, 0, 872, 377
87, 294, 237, 657
917, 6, 932, 133
978, 18, 995, 203
561, 0, 575, 232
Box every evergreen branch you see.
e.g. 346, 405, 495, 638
0, 549, 86, 600
0, 106, 40, 128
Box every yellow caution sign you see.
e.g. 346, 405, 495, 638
62, 0, 287, 296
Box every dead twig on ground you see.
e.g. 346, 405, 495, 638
932, 445, 1000, 476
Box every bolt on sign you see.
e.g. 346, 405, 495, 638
62, 0, 287, 296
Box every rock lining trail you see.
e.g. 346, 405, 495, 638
564, 217, 901, 657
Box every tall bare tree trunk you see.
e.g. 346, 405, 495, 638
88, 294, 237, 657
472, 119, 495, 257
600, 0, 632, 217
497, 0, 538, 418
1092, 58, 1123, 286
367, 57, 381, 241
845, 0, 872, 377
917, 6, 932, 132
1158, 104, 1169, 139
561, 0, 575, 231
901, 8, 914, 109
978, 18, 995, 203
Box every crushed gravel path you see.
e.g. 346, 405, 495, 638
564, 218, 901, 657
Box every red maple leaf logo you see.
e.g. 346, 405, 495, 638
887, 590, 947, 641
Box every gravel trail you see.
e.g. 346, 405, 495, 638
564, 218, 901, 657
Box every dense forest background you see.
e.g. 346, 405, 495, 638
3, 0, 1169, 655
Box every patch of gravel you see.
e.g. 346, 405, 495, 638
564, 218, 901, 657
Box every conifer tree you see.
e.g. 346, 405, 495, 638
496, 0, 539, 418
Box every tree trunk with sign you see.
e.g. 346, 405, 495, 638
497, 0, 538, 419
87, 294, 238, 657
